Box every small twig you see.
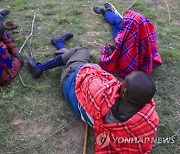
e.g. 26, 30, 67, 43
122, 0, 138, 16
163, 0, 171, 21
6, 118, 77, 154
23, 50, 29, 58
19, 12, 36, 54
18, 11, 37, 87
16, 106, 62, 125
18, 73, 27, 87
170, 128, 180, 139
153, 5, 158, 17
29, 36, 33, 56
20, 32, 32, 58
176, 111, 180, 117
158, 123, 165, 127
126, 0, 138, 10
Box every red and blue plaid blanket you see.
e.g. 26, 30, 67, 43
99, 10, 162, 78
0, 32, 14, 76
0, 47, 12, 76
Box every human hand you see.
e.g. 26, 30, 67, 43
105, 43, 115, 55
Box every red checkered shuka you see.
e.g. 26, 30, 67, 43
75, 64, 121, 119
1, 32, 18, 55
75, 64, 159, 154
99, 10, 162, 78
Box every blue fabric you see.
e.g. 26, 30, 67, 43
55, 40, 65, 50
0, 47, 12, 77
62, 64, 93, 126
0, 16, 3, 21
37, 55, 64, 71
104, 11, 123, 40
118, 115, 129, 122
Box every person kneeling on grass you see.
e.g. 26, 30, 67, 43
93, 2, 162, 78
28, 33, 159, 153
0, 9, 23, 86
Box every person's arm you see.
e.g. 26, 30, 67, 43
3, 32, 18, 55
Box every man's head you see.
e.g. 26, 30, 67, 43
0, 20, 5, 41
120, 71, 156, 106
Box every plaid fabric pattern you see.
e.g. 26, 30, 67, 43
75, 64, 159, 153
0, 32, 18, 76
2, 32, 18, 54
75, 64, 121, 119
94, 100, 159, 154
99, 10, 162, 78
0, 47, 12, 76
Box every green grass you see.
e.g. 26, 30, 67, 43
0, 0, 179, 153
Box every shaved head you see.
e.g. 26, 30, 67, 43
125, 71, 156, 106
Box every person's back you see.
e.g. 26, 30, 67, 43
0, 11, 23, 86
75, 66, 159, 153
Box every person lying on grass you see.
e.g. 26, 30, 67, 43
93, 2, 162, 78
28, 33, 159, 153
0, 9, 23, 86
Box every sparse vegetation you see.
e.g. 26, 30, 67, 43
0, 0, 179, 153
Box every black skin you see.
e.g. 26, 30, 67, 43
118, 77, 143, 117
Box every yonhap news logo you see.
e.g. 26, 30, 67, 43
96, 133, 175, 148
96, 133, 110, 148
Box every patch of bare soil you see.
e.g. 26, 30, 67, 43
0, 99, 5, 105
11, 117, 24, 125
60, 121, 85, 147
11, 119, 53, 145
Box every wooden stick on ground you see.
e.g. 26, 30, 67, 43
122, 0, 138, 16
19, 11, 36, 54
83, 124, 89, 154
18, 11, 37, 87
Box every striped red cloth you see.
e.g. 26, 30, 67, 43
75, 64, 120, 119
0, 32, 18, 76
75, 64, 159, 153
2, 32, 18, 54
99, 10, 162, 78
